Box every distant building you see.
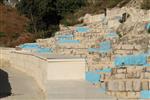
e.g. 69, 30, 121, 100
3, 0, 20, 7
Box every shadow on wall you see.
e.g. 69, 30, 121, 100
0, 69, 12, 98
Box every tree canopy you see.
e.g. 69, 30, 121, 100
16, 0, 86, 37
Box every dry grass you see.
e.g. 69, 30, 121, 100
0, 4, 31, 47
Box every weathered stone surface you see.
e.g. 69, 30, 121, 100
133, 80, 141, 91
126, 81, 133, 91
115, 74, 126, 79
126, 72, 140, 79
149, 81, 150, 90
116, 92, 127, 98
117, 68, 127, 74
142, 81, 149, 90
118, 81, 125, 91
127, 68, 135, 73
107, 81, 119, 91
112, 68, 117, 75
144, 72, 150, 79
127, 92, 140, 98
105, 73, 112, 80
135, 72, 141, 78
146, 67, 150, 72
126, 72, 134, 78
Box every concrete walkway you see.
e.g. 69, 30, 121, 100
47, 81, 117, 100
0, 67, 45, 100
0, 67, 117, 100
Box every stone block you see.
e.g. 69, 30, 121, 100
136, 72, 141, 78
146, 67, 150, 72
127, 72, 140, 79
144, 72, 150, 79
127, 92, 140, 98
126, 81, 133, 91
107, 81, 119, 91
116, 92, 127, 98
105, 73, 112, 80
126, 72, 133, 78
112, 68, 117, 75
142, 81, 149, 90
117, 68, 127, 74
115, 74, 126, 79
118, 81, 125, 91
133, 80, 141, 91
127, 68, 135, 73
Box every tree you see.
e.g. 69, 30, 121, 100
56, 0, 86, 16
17, 0, 60, 34
16, 0, 85, 37
0, 0, 3, 4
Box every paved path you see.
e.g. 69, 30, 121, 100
47, 81, 117, 100
0, 67, 45, 100
0, 67, 117, 100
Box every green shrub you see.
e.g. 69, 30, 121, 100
0, 32, 6, 37
0, 0, 3, 4
12, 33, 20, 39
60, 14, 82, 26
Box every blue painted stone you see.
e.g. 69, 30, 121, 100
76, 27, 90, 33
105, 32, 119, 38
85, 71, 101, 84
140, 90, 150, 99
36, 48, 53, 53
19, 43, 40, 49
114, 54, 147, 66
58, 39, 80, 44
95, 68, 112, 73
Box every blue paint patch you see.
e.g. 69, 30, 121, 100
99, 41, 112, 53
88, 48, 99, 52
58, 39, 80, 44
143, 64, 150, 67
105, 32, 119, 38
19, 43, 40, 49
146, 23, 150, 30
19, 43, 53, 53
96, 68, 112, 73
140, 90, 150, 99
36, 48, 53, 53
85, 71, 101, 84
114, 54, 147, 66
58, 34, 74, 40
76, 27, 90, 33
88, 41, 112, 53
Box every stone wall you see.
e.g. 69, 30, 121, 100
99, 67, 150, 99
0, 48, 47, 94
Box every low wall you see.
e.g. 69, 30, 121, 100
0, 48, 47, 94
0, 48, 12, 67
0, 47, 86, 99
